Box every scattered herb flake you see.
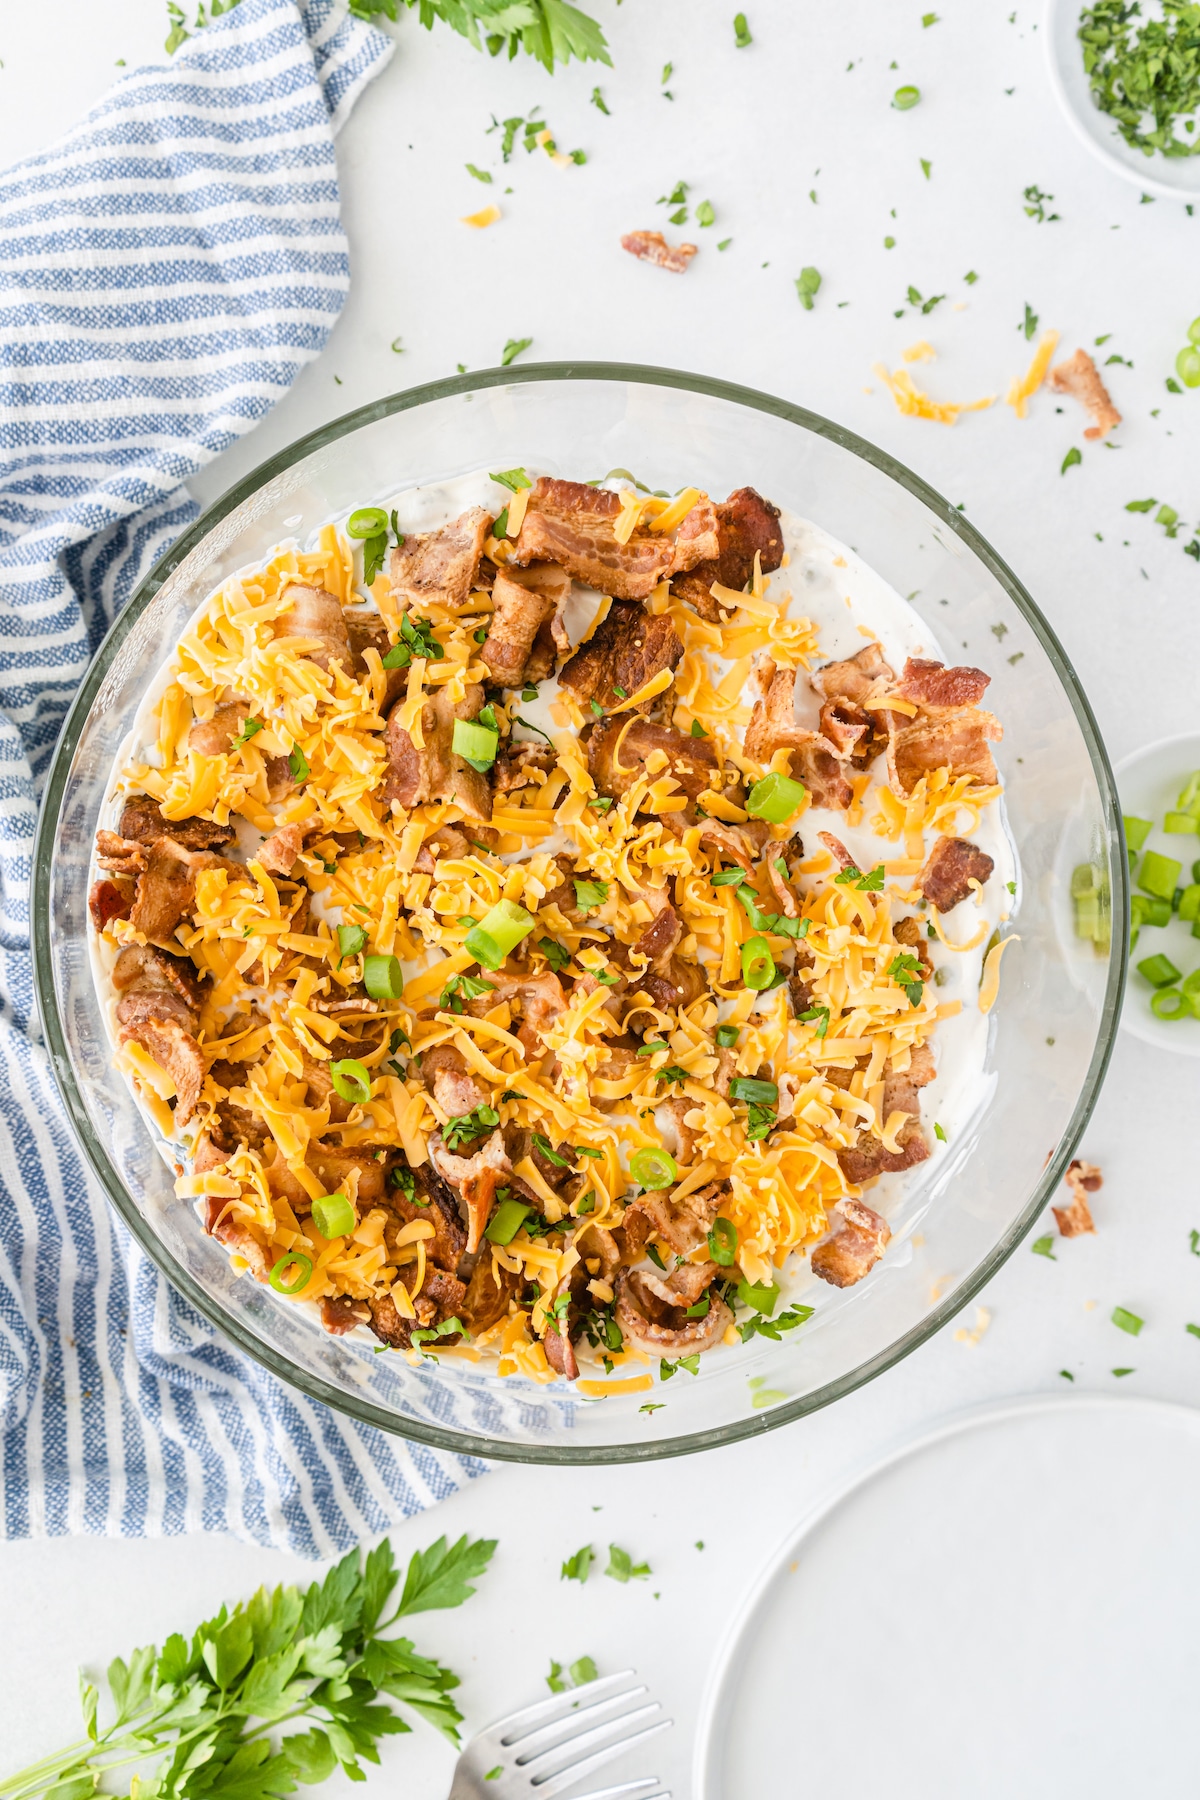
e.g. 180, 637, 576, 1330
795, 265, 822, 310
501, 336, 532, 367
561, 1544, 594, 1582
1031, 1235, 1056, 1259
734, 11, 752, 47
1112, 1305, 1144, 1337
1062, 446, 1083, 474
605, 1544, 651, 1583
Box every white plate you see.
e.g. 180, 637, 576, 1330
695, 1395, 1200, 1800
1044, 0, 1200, 203
1116, 731, 1200, 1056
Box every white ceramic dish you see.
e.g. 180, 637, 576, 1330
1044, 0, 1200, 203
1116, 731, 1200, 1057
695, 1393, 1200, 1799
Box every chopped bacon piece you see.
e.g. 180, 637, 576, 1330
427, 1130, 511, 1254
892, 915, 934, 981
671, 487, 785, 621
885, 658, 1003, 796
633, 902, 682, 966
561, 602, 683, 712
382, 681, 492, 821
346, 611, 407, 710
670, 497, 721, 572
272, 584, 352, 673
620, 230, 698, 273
387, 1163, 467, 1272
510, 479, 677, 601
543, 1323, 580, 1380
697, 818, 770, 872
481, 562, 570, 687
116, 794, 234, 851
257, 822, 305, 876
621, 1179, 724, 1260
588, 714, 716, 806
422, 1043, 485, 1120
1048, 349, 1121, 441
367, 1267, 469, 1349
1053, 1158, 1100, 1238
811, 641, 896, 705
321, 1295, 370, 1335
493, 741, 556, 792
918, 835, 995, 912
837, 1063, 930, 1186
818, 830, 856, 871
121, 1018, 205, 1125
95, 833, 232, 944
112, 942, 202, 1032
89, 878, 133, 931
614, 1266, 731, 1355
460, 1255, 523, 1336
818, 698, 871, 762
811, 1198, 892, 1288
388, 506, 493, 612
467, 971, 566, 1055
203, 1192, 272, 1279
744, 663, 852, 810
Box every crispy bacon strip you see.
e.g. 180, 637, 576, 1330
509, 479, 677, 601
1048, 349, 1121, 441
1053, 1158, 1100, 1238
588, 715, 716, 806
671, 487, 785, 622
382, 682, 492, 821
918, 835, 995, 912
620, 230, 697, 273
388, 506, 493, 611
744, 662, 852, 810
481, 562, 570, 687
560, 601, 683, 711
273, 584, 352, 673
885, 658, 1003, 796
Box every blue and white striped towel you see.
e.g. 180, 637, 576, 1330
0, 0, 487, 1556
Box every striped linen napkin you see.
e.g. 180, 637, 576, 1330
0, 0, 486, 1555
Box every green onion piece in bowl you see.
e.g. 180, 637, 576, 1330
1178, 772, 1200, 816
363, 953, 403, 999
269, 1251, 313, 1295
741, 936, 776, 989
484, 1197, 531, 1245
452, 717, 499, 770
1123, 815, 1153, 852
1151, 986, 1188, 1020
1164, 812, 1199, 835
629, 1146, 678, 1190
737, 1278, 779, 1315
708, 1216, 738, 1265
728, 1075, 779, 1105
1138, 952, 1182, 989
1179, 885, 1200, 924
312, 1191, 356, 1239
1176, 347, 1200, 389
1139, 851, 1182, 901
347, 506, 389, 538
465, 899, 535, 970
330, 1057, 372, 1104
745, 771, 806, 824
715, 1023, 739, 1048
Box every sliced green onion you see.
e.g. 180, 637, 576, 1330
892, 83, 921, 108
1190, 316, 1200, 347
1164, 811, 1199, 835
1181, 968, 1200, 999
737, 1278, 780, 1315
363, 953, 403, 998
741, 935, 776, 990
728, 1075, 779, 1105
347, 506, 389, 538
452, 717, 499, 770
1139, 850, 1182, 901
1132, 895, 1171, 929
312, 1191, 356, 1239
1123, 815, 1153, 852
708, 1217, 738, 1265
465, 899, 535, 970
745, 771, 807, 824
269, 1251, 313, 1295
1177, 772, 1200, 815
484, 1197, 532, 1245
1137, 952, 1182, 988
1112, 1306, 1143, 1337
715, 1024, 739, 1048
1176, 346, 1200, 389
330, 1058, 372, 1104
629, 1147, 678, 1190
1151, 986, 1188, 1020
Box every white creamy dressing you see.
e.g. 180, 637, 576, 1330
92, 467, 1016, 1342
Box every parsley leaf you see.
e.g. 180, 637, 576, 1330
605, 1544, 651, 1582
443, 1104, 500, 1151
561, 1544, 594, 1583
573, 877, 609, 911
501, 336, 533, 367
738, 1303, 814, 1344
887, 951, 925, 1008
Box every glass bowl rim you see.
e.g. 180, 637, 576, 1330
31, 360, 1129, 1465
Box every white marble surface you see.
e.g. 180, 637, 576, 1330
3, 0, 1200, 1792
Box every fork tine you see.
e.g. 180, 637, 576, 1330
556, 1784, 667, 1800
525, 1717, 672, 1799
484, 1671, 642, 1743
516, 1700, 662, 1769
506, 1686, 649, 1754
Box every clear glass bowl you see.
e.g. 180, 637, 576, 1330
32, 365, 1127, 1464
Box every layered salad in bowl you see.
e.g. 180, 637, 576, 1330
87, 466, 1016, 1393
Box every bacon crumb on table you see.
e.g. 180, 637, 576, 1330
1053, 1158, 1100, 1237
1048, 350, 1121, 441
620, 230, 698, 273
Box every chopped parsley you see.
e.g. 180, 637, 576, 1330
834, 862, 885, 890
1062, 446, 1082, 474
561, 1544, 594, 1582
1031, 1235, 1056, 1259
539, 936, 570, 973
443, 1104, 500, 1151
653, 1065, 691, 1086
605, 1544, 651, 1582
1022, 301, 1039, 340
795, 265, 822, 310
659, 1352, 701, 1380
465, 162, 492, 183
231, 716, 264, 745
738, 1302, 813, 1344
1022, 183, 1060, 222
573, 877, 609, 911
799, 1004, 831, 1039
501, 336, 533, 367
888, 951, 925, 1008
382, 610, 440, 669
532, 1132, 570, 1167
489, 466, 531, 492
1079, 0, 1200, 160
440, 972, 495, 1014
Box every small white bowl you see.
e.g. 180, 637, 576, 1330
1044, 0, 1200, 203
1116, 731, 1200, 1056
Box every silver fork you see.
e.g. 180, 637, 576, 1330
447, 1667, 672, 1800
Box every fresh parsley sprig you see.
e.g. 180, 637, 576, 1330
1, 1535, 495, 1798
